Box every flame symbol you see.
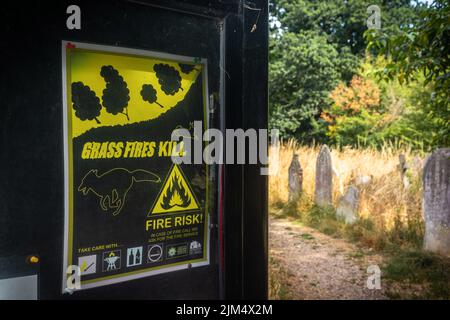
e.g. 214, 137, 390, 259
161, 171, 191, 210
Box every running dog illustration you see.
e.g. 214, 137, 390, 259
78, 168, 161, 216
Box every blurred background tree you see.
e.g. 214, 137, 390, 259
365, 0, 449, 148
269, 31, 346, 142
269, 0, 449, 151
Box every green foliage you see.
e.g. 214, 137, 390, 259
271, 0, 423, 55
332, 110, 384, 146
365, 0, 450, 148
322, 56, 444, 151
269, 31, 349, 141
300, 233, 315, 240
384, 250, 450, 299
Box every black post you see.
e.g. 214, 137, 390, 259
223, 0, 269, 299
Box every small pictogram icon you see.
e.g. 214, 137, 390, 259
78, 255, 97, 275
147, 244, 163, 263
127, 246, 143, 267
102, 250, 121, 272
149, 164, 200, 215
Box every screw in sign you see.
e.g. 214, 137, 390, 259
147, 244, 163, 263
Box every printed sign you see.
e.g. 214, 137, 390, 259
149, 164, 200, 214
62, 41, 209, 291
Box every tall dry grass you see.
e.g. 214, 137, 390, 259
269, 141, 450, 299
269, 140, 424, 243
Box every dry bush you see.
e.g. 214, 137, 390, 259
269, 140, 424, 242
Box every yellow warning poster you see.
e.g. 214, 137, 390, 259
150, 164, 200, 214
62, 41, 210, 291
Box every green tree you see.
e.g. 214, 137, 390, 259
269, 0, 423, 143
322, 56, 442, 151
271, 0, 424, 55
322, 74, 382, 146
365, 0, 450, 147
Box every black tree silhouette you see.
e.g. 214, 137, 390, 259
140, 84, 164, 108
71, 82, 101, 124
154, 63, 183, 95
100, 65, 130, 120
178, 63, 198, 74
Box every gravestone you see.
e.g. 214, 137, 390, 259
288, 154, 303, 202
315, 145, 333, 207
336, 185, 359, 224
423, 148, 450, 256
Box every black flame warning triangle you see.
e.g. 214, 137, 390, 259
149, 164, 200, 215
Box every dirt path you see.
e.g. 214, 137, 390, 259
270, 217, 389, 300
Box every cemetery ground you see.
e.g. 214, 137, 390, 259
268, 142, 450, 300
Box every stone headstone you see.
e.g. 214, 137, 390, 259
288, 154, 303, 202
315, 145, 332, 207
423, 148, 450, 256
336, 185, 359, 224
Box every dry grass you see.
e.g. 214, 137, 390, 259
269, 140, 424, 244
268, 141, 450, 299
269, 256, 292, 300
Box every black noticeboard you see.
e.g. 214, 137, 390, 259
0, 0, 268, 299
